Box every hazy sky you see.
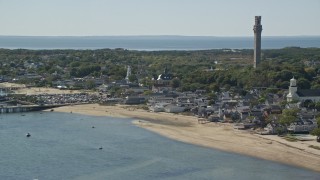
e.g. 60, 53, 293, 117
0, 0, 319, 36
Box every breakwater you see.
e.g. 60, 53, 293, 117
0, 104, 65, 113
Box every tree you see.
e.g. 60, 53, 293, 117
297, 78, 311, 89
70, 65, 101, 78
208, 83, 220, 92
140, 77, 152, 87
279, 70, 292, 82
315, 102, 320, 111
85, 80, 96, 89
128, 74, 138, 83
170, 78, 181, 88
143, 90, 152, 95
302, 99, 315, 110
259, 97, 266, 103
279, 108, 299, 126
311, 117, 320, 142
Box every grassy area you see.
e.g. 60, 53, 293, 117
284, 135, 298, 142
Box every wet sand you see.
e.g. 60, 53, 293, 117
52, 103, 320, 172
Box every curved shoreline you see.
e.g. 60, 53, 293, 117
51, 103, 320, 173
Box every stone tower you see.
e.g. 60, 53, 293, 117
253, 16, 262, 68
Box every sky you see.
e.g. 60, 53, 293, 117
0, 0, 319, 36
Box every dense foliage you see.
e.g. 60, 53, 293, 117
0, 47, 320, 92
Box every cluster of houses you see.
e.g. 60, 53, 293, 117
263, 111, 318, 135
95, 68, 320, 136
118, 86, 318, 135
0, 60, 108, 89
98, 67, 319, 135
1, 63, 319, 136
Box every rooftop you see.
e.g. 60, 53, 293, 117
297, 89, 320, 97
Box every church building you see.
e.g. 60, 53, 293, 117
287, 77, 320, 103
152, 67, 173, 93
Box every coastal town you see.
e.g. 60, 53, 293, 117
2, 69, 320, 172
1, 63, 320, 139
2, 0, 320, 179
1, 47, 320, 175
0, 18, 320, 144
0, 16, 319, 175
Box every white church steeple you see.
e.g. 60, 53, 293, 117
290, 76, 297, 87
125, 65, 132, 83
287, 77, 298, 102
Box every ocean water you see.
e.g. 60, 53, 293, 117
0, 36, 319, 50
0, 112, 319, 180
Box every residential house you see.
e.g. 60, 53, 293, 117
164, 104, 185, 113
124, 96, 146, 105
287, 120, 317, 133
148, 96, 175, 105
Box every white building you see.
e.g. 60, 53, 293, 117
287, 77, 320, 103
125, 65, 132, 83
164, 104, 185, 113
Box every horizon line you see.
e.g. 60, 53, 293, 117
1, 35, 320, 38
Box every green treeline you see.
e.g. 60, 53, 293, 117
0, 47, 319, 92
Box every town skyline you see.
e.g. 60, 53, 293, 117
0, 0, 319, 36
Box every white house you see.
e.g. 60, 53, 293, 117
164, 104, 185, 113
287, 120, 317, 133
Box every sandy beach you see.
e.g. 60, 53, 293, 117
52, 103, 320, 172
0, 82, 84, 95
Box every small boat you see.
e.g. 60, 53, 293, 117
92, 126, 95, 128
26, 133, 31, 137
99, 146, 103, 150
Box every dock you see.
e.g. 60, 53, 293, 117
0, 104, 66, 114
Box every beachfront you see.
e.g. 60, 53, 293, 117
52, 103, 320, 173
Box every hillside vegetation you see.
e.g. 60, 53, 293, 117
0, 47, 319, 92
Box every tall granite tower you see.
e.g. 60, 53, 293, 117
253, 16, 262, 68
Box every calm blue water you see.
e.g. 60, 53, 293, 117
0, 36, 319, 50
0, 112, 319, 180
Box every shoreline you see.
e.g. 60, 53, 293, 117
51, 103, 320, 173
